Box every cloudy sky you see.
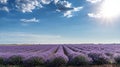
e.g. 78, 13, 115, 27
0, 0, 120, 44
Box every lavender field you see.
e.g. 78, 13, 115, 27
0, 44, 120, 67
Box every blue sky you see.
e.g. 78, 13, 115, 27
0, 0, 120, 44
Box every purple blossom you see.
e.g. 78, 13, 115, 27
47, 46, 69, 67
0, 44, 120, 65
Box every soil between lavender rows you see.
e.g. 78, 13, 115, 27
1, 64, 120, 67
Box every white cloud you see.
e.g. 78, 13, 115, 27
54, 0, 59, 4
0, 6, 9, 12
63, 6, 83, 18
41, 0, 52, 4
0, 0, 7, 4
64, 11, 73, 18
15, 0, 54, 13
86, 0, 102, 3
15, 0, 73, 12
88, 13, 102, 18
55, 0, 83, 18
61, 1, 72, 8
73, 7, 83, 11
0, 0, 83, 18
56, 1, 72, 10
20, 18, 39, 23
16, 0, 42, 13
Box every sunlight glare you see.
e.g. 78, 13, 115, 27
100, 0, 120, 19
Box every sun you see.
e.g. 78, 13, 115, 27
99, 0, 120, 19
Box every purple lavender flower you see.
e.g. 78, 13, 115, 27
23, 46, 58, 66
88, 52, 112, 64
47, 46, 69, 67
63, 46, 92, 65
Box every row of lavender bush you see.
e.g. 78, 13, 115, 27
0, 44, 120, 67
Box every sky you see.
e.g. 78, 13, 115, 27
0, 0, 120, 44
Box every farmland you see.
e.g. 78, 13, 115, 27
0, 44, 120, 67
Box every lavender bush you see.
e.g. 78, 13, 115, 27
0, 57, 4, 64
7, 55, 24, 65
0, 44, 120, 66
47, 46, 69, 67
63, 46, 91, 65
23, 46, 58, 66
114, 54, 120, 64
24, 56, 45, 66
88, 52, 111, 64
